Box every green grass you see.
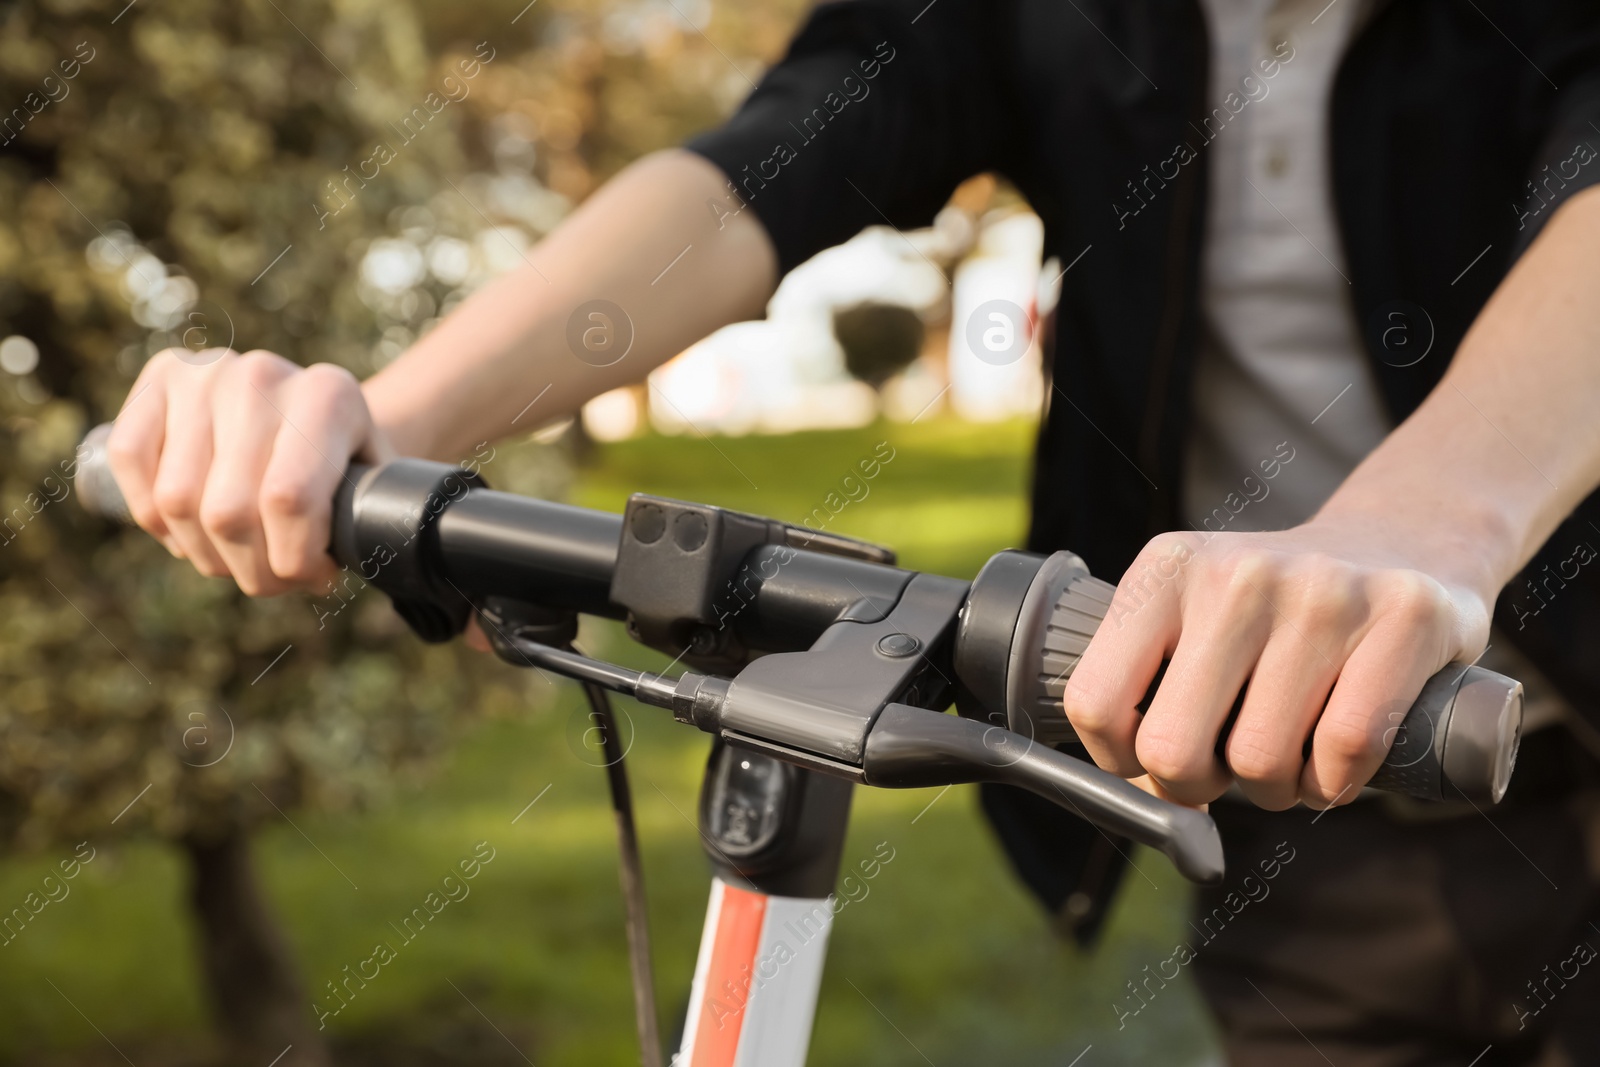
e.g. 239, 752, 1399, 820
0, 418, 1219, 1066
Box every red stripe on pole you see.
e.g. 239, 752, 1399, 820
691, 883, 768, 1067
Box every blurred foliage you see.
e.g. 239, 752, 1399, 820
0, 0, 532, 852
0, 0, 809, 853
419, 0, 809, 197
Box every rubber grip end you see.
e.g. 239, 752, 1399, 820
76, 422, 130, 522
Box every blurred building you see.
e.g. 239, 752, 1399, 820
582, 200, 1050, 441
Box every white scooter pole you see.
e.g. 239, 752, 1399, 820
675, 878, 835, 1067
677, 743, 854, 1067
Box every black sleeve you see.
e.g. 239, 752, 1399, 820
686, 0, 1018, 276
1512, 6, 1600, 255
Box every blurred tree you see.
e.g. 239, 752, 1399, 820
0, 0, 562, 1062
833, 302, 927, 388
425, 0, 809, 203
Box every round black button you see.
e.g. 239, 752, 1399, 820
876, 633, 920, 658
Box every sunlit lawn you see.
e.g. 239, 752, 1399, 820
0, 417, 1218, 1066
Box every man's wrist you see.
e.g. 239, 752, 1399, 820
1312, 476, 1522, 607
362, 376, 444, 462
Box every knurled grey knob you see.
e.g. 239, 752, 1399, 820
1004, 551, 1114, 746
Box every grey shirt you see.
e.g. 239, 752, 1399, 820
1184, 0, 1390, 535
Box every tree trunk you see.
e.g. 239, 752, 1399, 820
181, 829, 331, 1067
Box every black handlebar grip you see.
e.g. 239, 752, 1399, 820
996, 550, 1525, 804
328, 461, 373, 570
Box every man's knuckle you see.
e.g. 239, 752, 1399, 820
199, 495, 257, 541
1294, 568, 1358, 629
234, 349, 288, 389
260, 477, 316, 520
152, 478, 201, 520
143, 348, 183, 374
274, 553, 323, 584
1382, 572, 1447, 629
1319, 715, 1379, 766
127, 501, 164, 533
1142, 531, 1198, 564
291, 363, 364, 423
105, 429, 148, 472
1227, 736, 1293, 784
301, 361, 358, 391
1135, 731, 1199, 783
1062, 685, 1116, 735
1214, 552, 1275, 615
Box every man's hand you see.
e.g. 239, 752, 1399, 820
1064, 520, 1493, 810
1065, 186, 1600, 811
106, 348, 390, 595
103, 149, 777, 598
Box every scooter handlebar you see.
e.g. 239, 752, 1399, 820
75, 425, 1524, 829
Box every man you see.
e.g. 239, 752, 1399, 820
105, 0, 1600, 1061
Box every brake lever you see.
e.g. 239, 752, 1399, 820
861, 704, 1224, 884
471, 616, 1227, 883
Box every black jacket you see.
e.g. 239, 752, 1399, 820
689, 0, 1600, 934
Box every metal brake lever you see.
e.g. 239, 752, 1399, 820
861, 703, 1225, 884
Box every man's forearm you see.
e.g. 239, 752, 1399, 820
362, 149, 777, 461
1317, 185, 1600, 602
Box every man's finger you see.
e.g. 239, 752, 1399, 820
259, 363, 370, 588
1063, 539, 1188, 777
1136, 590, 1270, 806
106, 354, 172, 544
1225, 630, 1344, 810
151, 359, 229, 576
1301, 586, 1448, 806
201, 355, 295, 596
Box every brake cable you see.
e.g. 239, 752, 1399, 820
475, 607, 672, 1067
576, 673, 664, 1067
